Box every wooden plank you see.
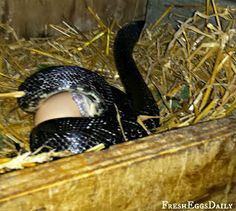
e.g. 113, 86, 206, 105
1, 0, 235, 38
0, 117, 236, 210
0, 0, 147, 38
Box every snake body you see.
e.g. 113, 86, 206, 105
18, 21, 159, 154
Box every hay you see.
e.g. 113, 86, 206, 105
0, 1, 235, 172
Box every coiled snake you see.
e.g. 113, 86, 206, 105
17, 21, 159, 154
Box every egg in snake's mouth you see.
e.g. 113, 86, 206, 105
17, 21, 160, 154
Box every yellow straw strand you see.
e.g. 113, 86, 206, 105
0, 91, 25, 98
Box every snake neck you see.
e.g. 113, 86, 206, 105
114, 21, 159, 117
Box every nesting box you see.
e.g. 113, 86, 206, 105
0, 118, 236, 210
0, 0, 236, 210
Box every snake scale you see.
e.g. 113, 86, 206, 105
17, 21, 160, 154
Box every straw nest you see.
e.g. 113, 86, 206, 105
0, 1, 235, 172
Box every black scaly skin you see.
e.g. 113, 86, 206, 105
114, 21, 159, 129
18, 21, 159, 154
18, 66, 114, 113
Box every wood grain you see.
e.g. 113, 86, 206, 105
0, 0, 146, 38
0, 117, 236, 210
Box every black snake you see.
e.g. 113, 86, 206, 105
17, 21, 159, 154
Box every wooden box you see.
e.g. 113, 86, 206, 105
0, 117, 236, 210
0, 0, 236, 210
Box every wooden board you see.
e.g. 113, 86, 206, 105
0, 117, 236, 210
0, 0, 147, 38
1, 0, 235, 38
